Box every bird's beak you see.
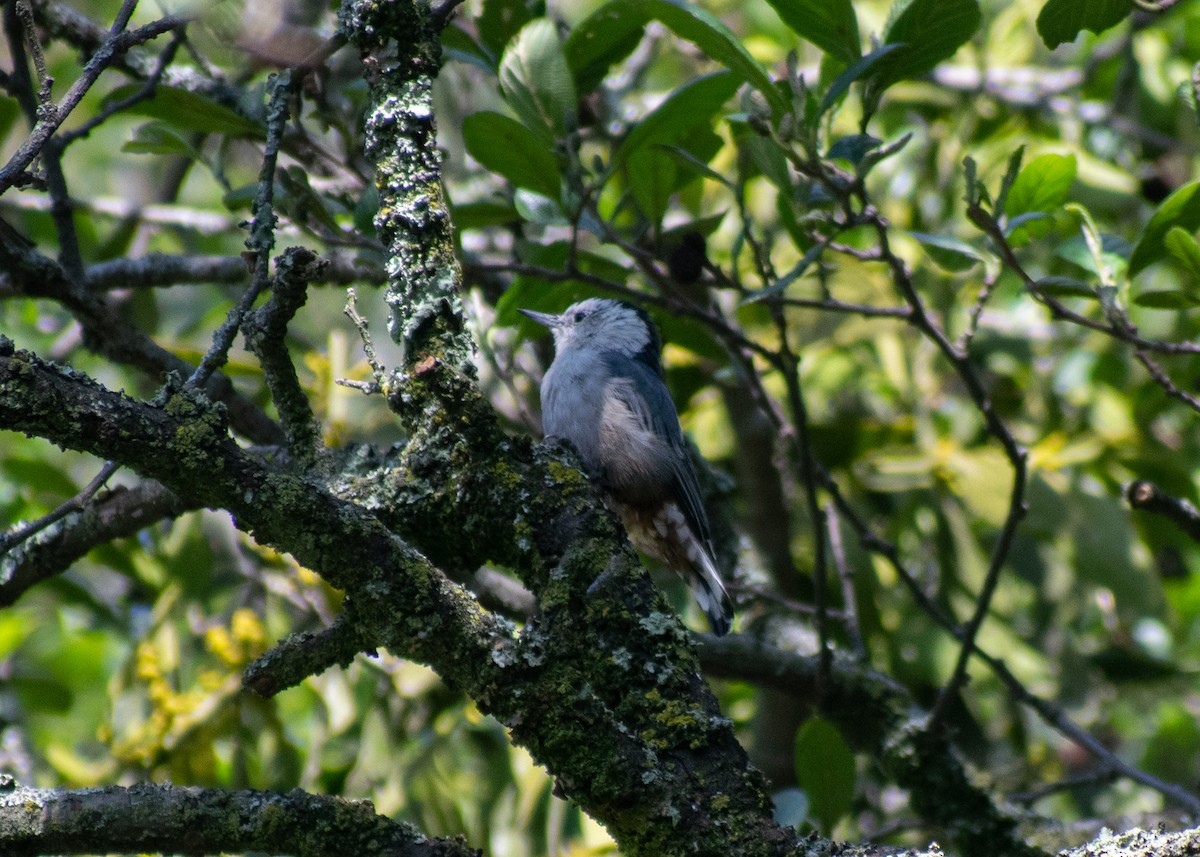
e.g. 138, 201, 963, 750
517, 308, 561, 328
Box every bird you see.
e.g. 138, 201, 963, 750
519, 297, 734, 635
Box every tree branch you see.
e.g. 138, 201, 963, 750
0, 780, 480, 856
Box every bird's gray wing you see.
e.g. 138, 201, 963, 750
601, 352, 713, 548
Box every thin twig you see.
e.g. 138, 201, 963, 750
1126, 480, 1200, 544
0, 5, 186, 194
341, 287, 385, 391
56, 28, 186, 147
14, 0, 52, 107
188, 70, 297, 390
826, 503, 866, 660
1135, 350, 1200, 414
0, 460, 120, 555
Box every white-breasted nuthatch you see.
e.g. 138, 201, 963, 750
520, 298, 734, 635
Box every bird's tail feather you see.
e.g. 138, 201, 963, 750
618, 500, 735, 635
690, 548, 734, 636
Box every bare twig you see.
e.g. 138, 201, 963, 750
826, 503, 866, 660
0, 479, 193, 607
1127, 480, 1200, 544
188, 71, 298, 391
243, 247, 326, 461
0, 5, 186, 194
56, 28, 186, 147
1135, 350, 1200, 414
341, 288, 386, 392
0, 460, 120, 555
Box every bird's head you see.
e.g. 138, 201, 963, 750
519, 298, 662, 367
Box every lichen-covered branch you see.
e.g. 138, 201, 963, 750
340, 0, 479, 415
0, 334, 806, 856
0, 234, 283, 445
243, 246, 326, 461
0, 780, 480, 856
0, 338, 508, 691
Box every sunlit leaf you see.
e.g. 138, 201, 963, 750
592, 0, 784, 113
1163, 226, 1200, 285
613, 72, 741, 169
1130, 181, 1200, 276
1004, 153, 1077, 218
463, 111, 562, 198
762, 0, 860, 62
866, 0, 982, 95
499, 19, 577, 141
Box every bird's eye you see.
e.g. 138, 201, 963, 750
573, 310, 587, 322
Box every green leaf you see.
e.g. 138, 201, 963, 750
993, 146, 1025, 217
122, 122, 200, 157
740, 133, 792, 192
1005, 153, 1077, 218
762, 0, 860, 62
442, 24, 496, 72
627, 148, 679, 223
597, 0, 784, 114
564, 4, 646, 94
1054, 233, 1131, 276
0, 95, 20, 142
867, 0, 982, 95
613, 72, 741, 168
452, 199, 519, 231
0, 613, 33, 661
794, 717, 856, 833
513, 189, 567, 225
818, 43, 903, 117
1033, 275, 1095, 299
1005, 211, 1056, 247
1065, 203, 1113, 286
462, 111, 562, 198
499, 19, 577, 142
278, 165, 341, 232
104, 84, 263, 138
478, 0, 537, 62
1142, 703, 1200, 783
1131, 182, 1200, 276
3, 457, 79, 500
856, 132, 912, 177
657, 144, 734, 187
827, 133, 881, 165
741, 242, 827, 303
910, 231, 983, 272
1133, 290, 1200, 309
1036, 0, 1132, 49
1164, 226, 1200, 284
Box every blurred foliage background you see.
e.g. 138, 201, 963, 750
3, 0, 1200, 853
